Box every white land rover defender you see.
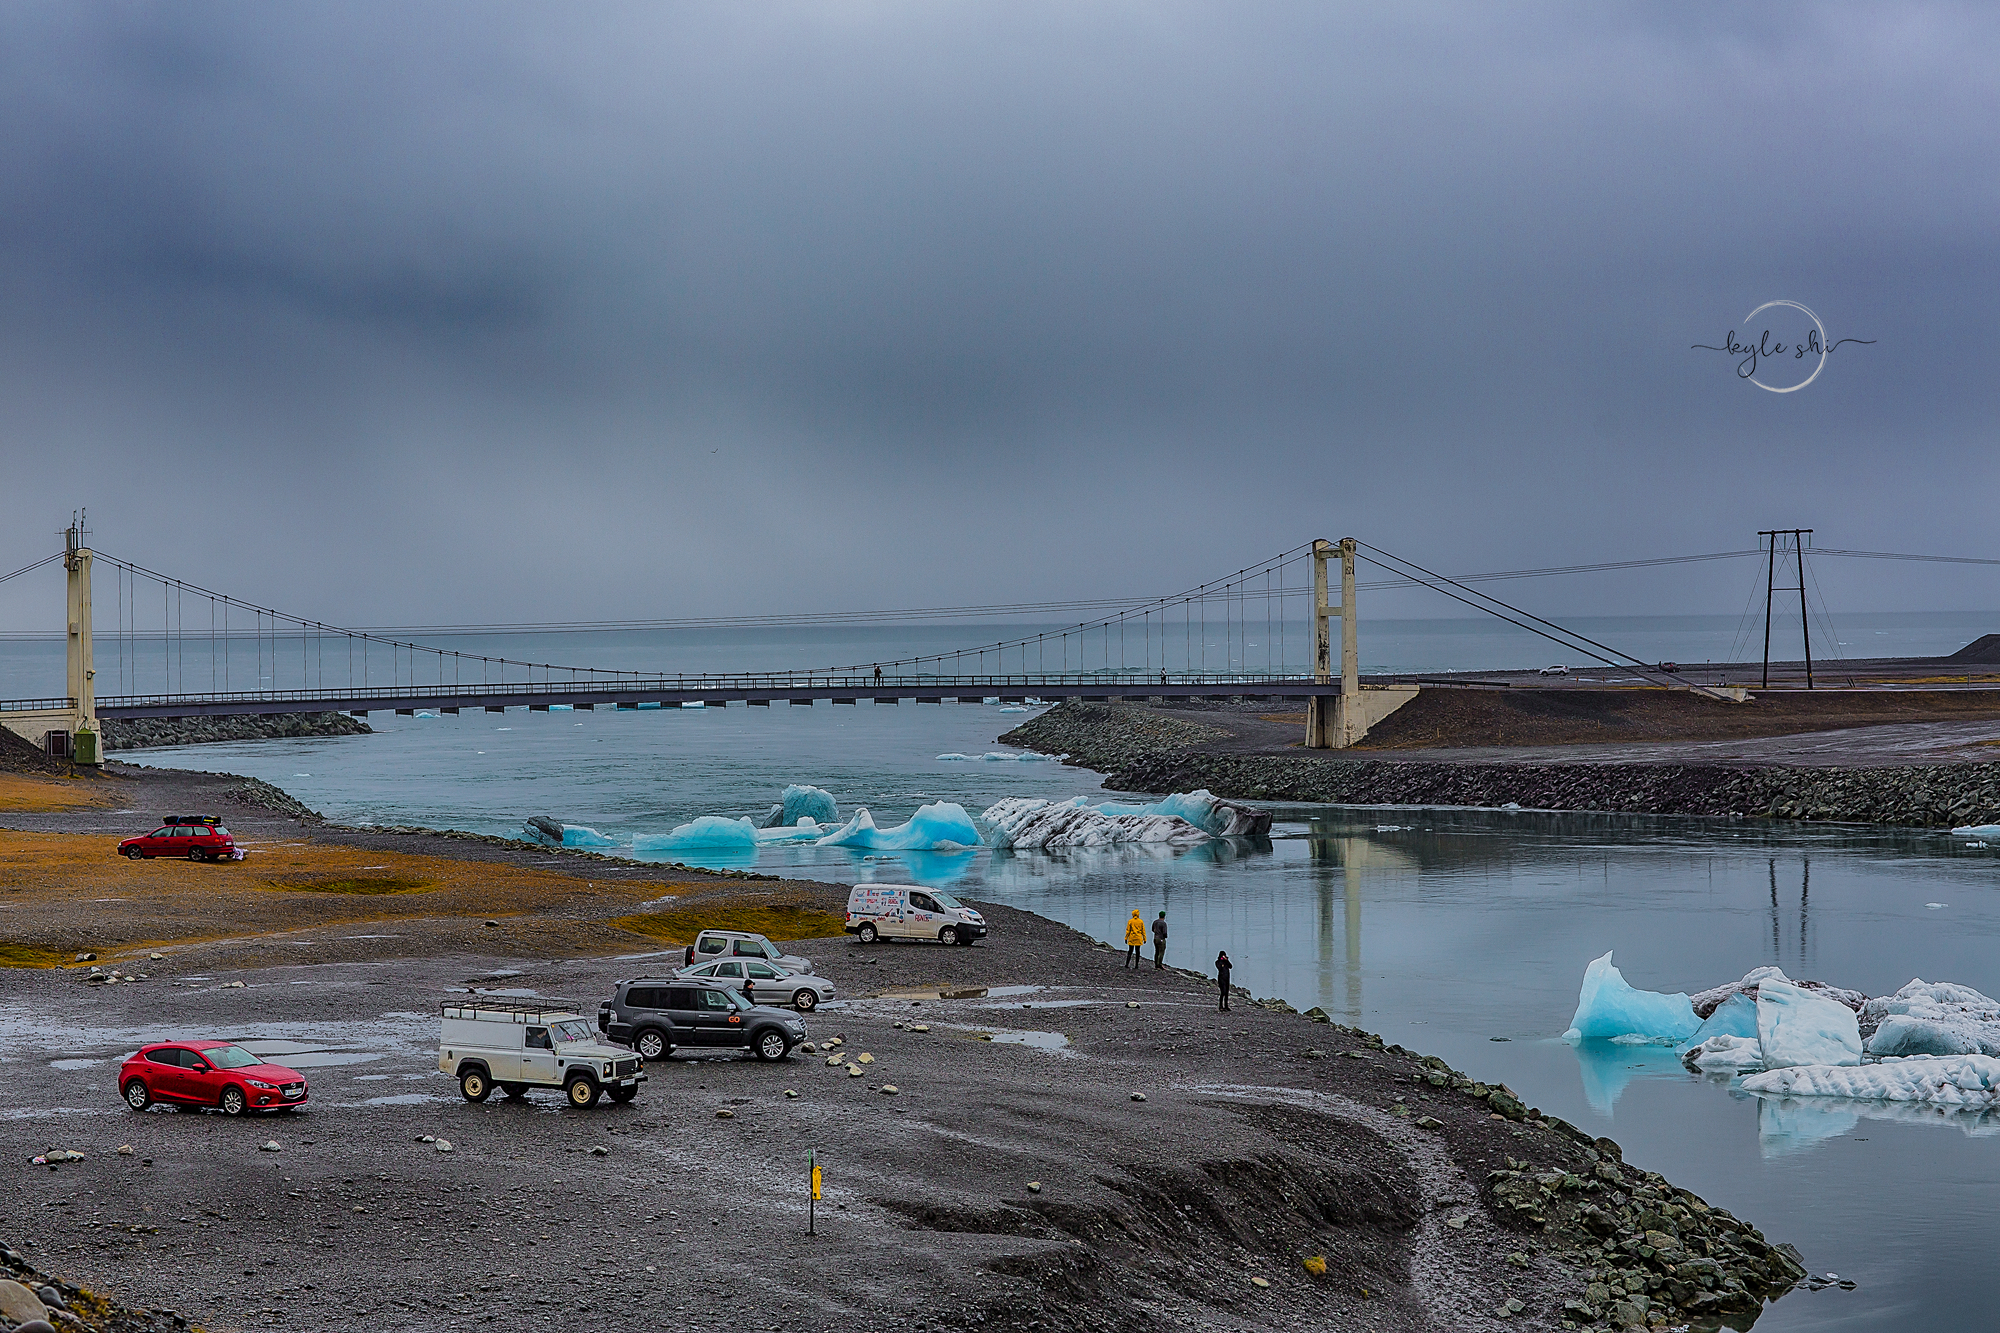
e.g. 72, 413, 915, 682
439, 998, 646, 1108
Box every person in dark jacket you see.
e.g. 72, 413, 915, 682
1151, 911, 1168, 969
1215, 951, 1232, 1011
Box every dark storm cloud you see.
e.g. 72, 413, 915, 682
1, 1, 1996, 631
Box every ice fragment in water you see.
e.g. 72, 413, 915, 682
1684, 991, 1760, 1046
1950, 824, 2000, 838
1560, 951, 1700, 1044
1863, 979, 2000, 1057
1091, 789, 1272, 836
1742, 1054, 2000, 1106
936, 753, 971, 761
1756, 979, 1862, 1069
1683, 1034, 1767, 1073
816, 802, 982, 851
634, 816, 759, 851
522, 817, 619, 849
981, 797, 1210, 850
752, 819, 829, 845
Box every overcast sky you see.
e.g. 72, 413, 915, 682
2, 1, 1995, 633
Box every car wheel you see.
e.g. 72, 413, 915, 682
792, 989, 818, 1012
635, 1029, 669, 1061
188, 847, 204, 861
123, 1080, 152, 1111
754, 1029, 789, 1062
459, 1068, 491, 1103
220, 1086, 248, 1116
608, 1086, 639, 1104
122, 846, 143, 859
565, 1075, 601, 1108
501, 1082, 528, 1100
857, 923, 878, 944
938, 925, 958, 946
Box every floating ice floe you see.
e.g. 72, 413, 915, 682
520, 817, 620, 849
1091, 789, 1273, 837
753, 818, 830, 845
1561, 951, 1701, 1044
1742, 1055, 2000, 1107
981, 797, 1211, 850
1756, 979, 1863, 1069
1950, 823, 2000, 838
635, 816, 759, 852
1684, 1034, 1768, 1073
939, 751, 1065, 762
753, 784, 838, 828
816, 802, 982, 852
1862, 979, 2000, 1057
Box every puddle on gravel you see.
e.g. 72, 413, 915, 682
49, 1059, 104, 1070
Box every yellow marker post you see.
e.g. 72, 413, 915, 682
809, 1149, 821, 1235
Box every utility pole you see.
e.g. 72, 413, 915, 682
1758, 529, 1814, 691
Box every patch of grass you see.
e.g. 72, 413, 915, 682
610, 902, 846, 946
0, 942, 71, 968
262, 876, 436, 896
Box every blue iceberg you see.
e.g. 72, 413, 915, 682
634, 816, 759, 852
816, 802, 983, 851
781, 784, 837, 823
1561, 951, 1701, 1044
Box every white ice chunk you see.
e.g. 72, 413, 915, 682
1742, 1055, 2000, 1106
816, 802, 983, 851
634, 816, 758, 852
1756, 979, 1862, 1069
935, 754, 970, 761
1092, 789, 1271, 836
1950, 824, 2000, 837
1863, 979, 2000, 1057
1684, 1034, 1767, 1073
558, 825, 619, 849
752, 819, 827, 845
981, 797, 1210, 850
1560, 951, 1700, 1044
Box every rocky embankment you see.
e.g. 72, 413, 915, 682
2, 1242, 193, 1332
1005, 702, 2000, 828
100, 711, 370, 751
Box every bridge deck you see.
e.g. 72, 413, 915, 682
12, 676, 1340, 721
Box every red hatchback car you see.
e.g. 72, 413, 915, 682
117, 816, 238, 862
120, 1041, 309, 1115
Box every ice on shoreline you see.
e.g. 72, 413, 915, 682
521, 818, 620, 849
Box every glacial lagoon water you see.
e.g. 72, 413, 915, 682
122, 702, 2000, 1330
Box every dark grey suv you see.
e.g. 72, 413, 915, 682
597, 978, 807, 1062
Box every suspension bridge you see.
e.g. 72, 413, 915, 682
7, 517, 1991, 766
3, 522, 1424, 761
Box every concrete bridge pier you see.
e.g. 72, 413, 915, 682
1305, 536, 1417, 749
0, 519, 100, 764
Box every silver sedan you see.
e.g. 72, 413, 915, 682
673, 957, 836, 1012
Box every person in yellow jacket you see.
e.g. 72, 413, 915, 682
1123, 910, 1146, 969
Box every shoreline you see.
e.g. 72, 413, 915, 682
0, 761, 1807, 1331
1005, 701, 2000, 829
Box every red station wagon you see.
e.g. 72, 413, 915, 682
119, 1041, 309, 1115
117, 816, 238, 862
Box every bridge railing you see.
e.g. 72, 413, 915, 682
0, 697, 76, 713
91, 671, 1320, 710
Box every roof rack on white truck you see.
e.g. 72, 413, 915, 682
438, 997, 646, 1109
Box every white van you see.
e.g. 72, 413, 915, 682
845, 884, 987, 946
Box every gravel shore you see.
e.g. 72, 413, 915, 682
0, 767, 1807, 1332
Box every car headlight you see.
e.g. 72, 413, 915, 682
602, 1062, 613, 1077
246, 1079, 275, 1089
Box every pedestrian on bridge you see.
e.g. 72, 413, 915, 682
1215, 951, 1232, 1011
1151, 910, 1168, 969
1123, 910, 1145, 968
